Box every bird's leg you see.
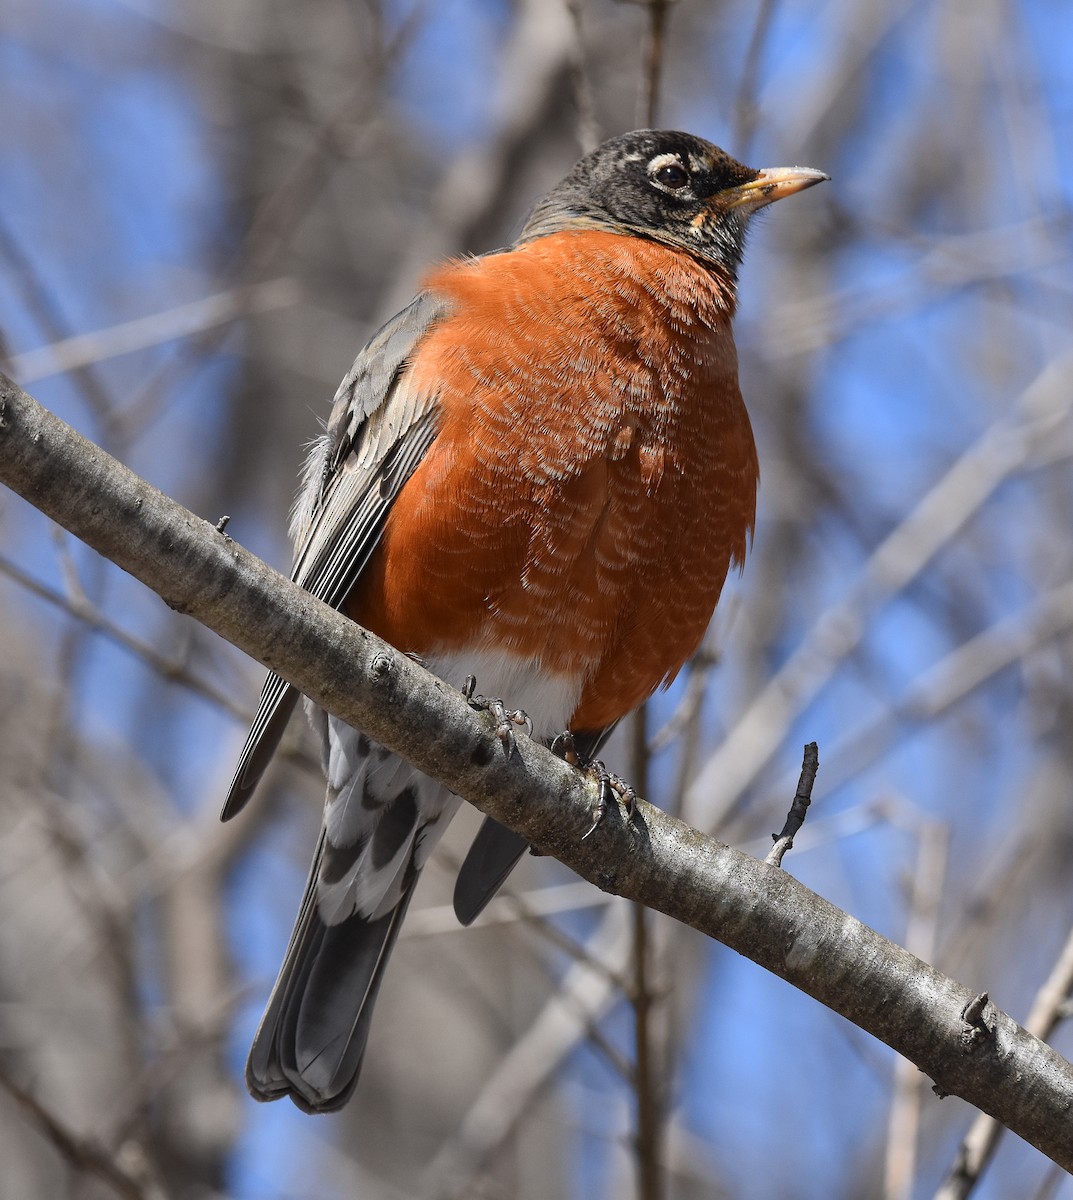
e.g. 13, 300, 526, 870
550, 732, 637, 839
462, 675, 531, 757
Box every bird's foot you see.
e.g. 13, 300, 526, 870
462, 676, 532, 757
550, 731, 638, 840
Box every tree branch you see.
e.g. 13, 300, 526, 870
2, 371, 1073, 1171
0, 1065, 160, 1200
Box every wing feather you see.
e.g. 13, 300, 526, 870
222, 292, 450, 820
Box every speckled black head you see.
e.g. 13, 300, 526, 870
520, 130, 827, 277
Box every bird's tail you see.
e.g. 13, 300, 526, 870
247, 830, 418, 1113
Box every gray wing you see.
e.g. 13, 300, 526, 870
452, 726, 618, 925
222, 291, 451, 821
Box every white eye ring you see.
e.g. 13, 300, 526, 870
648, 153, 691, 192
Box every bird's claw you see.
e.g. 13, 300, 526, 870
581, 762, 614, 840
462, 676, 531, 756
550, 729, 581, 766
580, 769, 637, 839
609, 773, 637, 821
551, 732, 638, 839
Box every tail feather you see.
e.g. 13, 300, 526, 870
247, 830, 418, 1113
453, 817, 529, 926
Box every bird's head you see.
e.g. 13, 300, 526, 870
521, 129, 827, 277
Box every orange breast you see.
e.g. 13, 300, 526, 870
346, 230, 759, 731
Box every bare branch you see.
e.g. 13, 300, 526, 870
936, 922, 1073, 1199
7, 280, 300, 384
0, 550, 248, 720
639, 0, 673, 128
423, 905, 633, 1197
886, 822, 949, 1200
732, 0, 780, 155
629, 705, 664, 1200
0, 1065, 162, 1200
4, 375, 1073, 1171
377, 0, 581, 317
562, 0, 600, 152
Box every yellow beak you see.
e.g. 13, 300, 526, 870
724, 166, 829, 212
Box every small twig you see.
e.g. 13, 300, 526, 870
0, 213, 118, 436
959, 993, 995, 1048
648, 645, 718, 754
780, 580, 1073, 831
732, 0, 780, 156
562, 0, 600, 152
629, 703, 663, 1200
0, 550, 249, 720
885, 821, 948, 1200
509, 896, 630, 993
6, 281, 299, 384
422, 906, 634, 1198
765, 742, 820, 867
0, 1066, 155, 1200
639, 0, 674, 128
688, 352, 1073, 834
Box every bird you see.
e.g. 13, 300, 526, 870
223, 129, 826, 1113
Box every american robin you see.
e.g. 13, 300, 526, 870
224, 129, 826, 1113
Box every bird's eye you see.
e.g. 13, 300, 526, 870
653, 162, 690, 190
